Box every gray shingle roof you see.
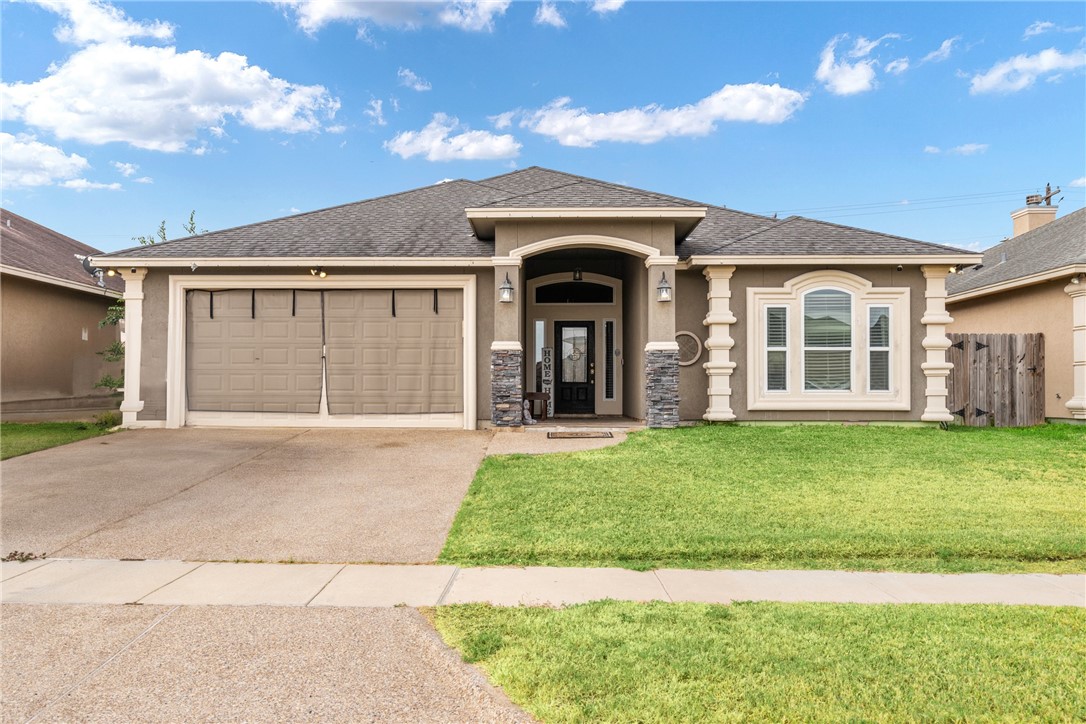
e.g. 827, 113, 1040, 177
946, 208, 1086, 296
478, 180, 703, 208
96, 166, 973, 262
699, 215, 973, 257
1, 208, 123, 293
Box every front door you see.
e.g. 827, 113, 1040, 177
555, 321, 595, 414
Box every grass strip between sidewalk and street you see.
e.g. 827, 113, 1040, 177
440, 424, 1086, 573
434, 600, 1085, 723
0, 421, 113, 460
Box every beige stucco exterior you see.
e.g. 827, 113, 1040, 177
1, 273, 121, 416
947, 278, 1075, 420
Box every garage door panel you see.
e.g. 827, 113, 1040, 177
187, 290, 323, 413
324, 289, 463, 415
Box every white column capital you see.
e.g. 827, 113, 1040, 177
703, 265, 736, 281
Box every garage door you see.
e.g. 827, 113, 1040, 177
186, 288, 464, 419
186, 290, 324, 412
324, 289, 463, 415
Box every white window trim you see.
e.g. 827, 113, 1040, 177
167, 274, 477, 430
603, 318, 617, 400
747, 270, 910, 411
867, 304, 892, 394
764, 305, 789, 393
528, 272, 618, 306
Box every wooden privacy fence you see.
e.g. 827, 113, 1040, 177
946, 333, 1045, 427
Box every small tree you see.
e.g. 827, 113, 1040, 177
95, 211, 205, 391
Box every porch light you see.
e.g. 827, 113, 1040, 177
1072, 274, 1082, 284
572, 268, 583, 282
498, 273, 515, 303
106, 269, 116, 277
656, 271, 673, 303
310, 267, 327, 278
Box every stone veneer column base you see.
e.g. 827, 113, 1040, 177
491, 348, 523, 427
645, 347, 679, 428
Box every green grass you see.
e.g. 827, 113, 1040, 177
440, 424, 1086, 572
0, 421, 112, 460
434, 600, 1086, 723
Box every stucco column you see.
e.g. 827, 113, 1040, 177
920, 265, 955, 423
118, 267, 148, 426
490, 260, 523, 427
1065, 279, 1086, 420
644, 257, 679, 427
702, 265, 737, 421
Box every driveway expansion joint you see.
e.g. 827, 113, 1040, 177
436, 566, 461, 606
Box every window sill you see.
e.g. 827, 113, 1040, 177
748, 397, 911, 411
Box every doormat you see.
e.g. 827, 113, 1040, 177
547, 431, 614, 439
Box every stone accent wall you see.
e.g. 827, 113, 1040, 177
645, 348, 679, 428
491, 348, 523, 427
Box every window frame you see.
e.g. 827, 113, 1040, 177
866, 304, 892, 394
801, 287, 853, 393
764, 304, 790, 393
746, 270, 910, 411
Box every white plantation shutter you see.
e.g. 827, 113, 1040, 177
804, 289, 851, 390
766, 306, 788, 391
868, 306, 891, 392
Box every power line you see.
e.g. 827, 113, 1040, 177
757, 187, 1039, 216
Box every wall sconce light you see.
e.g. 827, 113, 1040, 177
1072, 274, 1082, 284
498, 273, 514, 303
106, 269, 116, 277
310, 267, 327, 278
190, 262, 199, 272
572, 268, 583, 282
656, 271, 673, 302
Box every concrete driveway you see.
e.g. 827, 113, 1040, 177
1, 428, 493, 563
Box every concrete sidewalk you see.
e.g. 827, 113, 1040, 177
4, 559, 1082, 607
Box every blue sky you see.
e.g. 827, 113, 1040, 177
2, 0, 1084, 253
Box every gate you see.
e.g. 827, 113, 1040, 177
946, 333, 1045, 427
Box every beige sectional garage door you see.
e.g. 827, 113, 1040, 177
324, 289, 463, 415
186, 288, 464, 417
186, 290, 324, 412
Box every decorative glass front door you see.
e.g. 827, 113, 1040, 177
555, 321, 595, 414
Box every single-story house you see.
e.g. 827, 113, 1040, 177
1, 208, 124, 419
947, 203, 1085, 422
91, 167, 979, 430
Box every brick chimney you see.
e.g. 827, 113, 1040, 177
1010, 189, 1058, 238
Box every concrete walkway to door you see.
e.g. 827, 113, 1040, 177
1, 428, 495, 564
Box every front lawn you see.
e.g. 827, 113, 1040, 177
440, 424, 1086, 572
0, 421, 113, 460
434, 601, 1085, 722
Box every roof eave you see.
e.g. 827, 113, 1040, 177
86, 255, 494, 269
683, 252, 983, 268
946, 263, 1086, 303
1, 264, 123, 298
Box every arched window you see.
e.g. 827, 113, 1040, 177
748, 271, 910, 411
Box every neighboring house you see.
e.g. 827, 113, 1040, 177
91, 167, 978, 430
1, 209, 123, 419
947, 204, 1086, 422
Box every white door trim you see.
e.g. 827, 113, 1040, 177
167, 274, 477, 430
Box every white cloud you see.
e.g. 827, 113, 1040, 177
390, 97, 401, 112
489, 110, 516, 129
326, 124, 347, 133
397, 67, 432, 92
1024, 21, 1083, 39
385, 113, 520, 161
534, 1, 566, 28
438, 1, 511, 32
885, 57, 910, 75
970, 47, 1086, 94
275, 1, 434, 34
364, 98, 386, 126
0, 132, 90, 188
947, 143, 988, 155
516, 83, 805, 147
848, 33, 900, 58
1, 41, 340, 152
591, 0, 626, 13
1069, 177, 1086, 188
60, 178, 122, 191
921, 36, 961, 64
815, 35, 878, 95
923, 145, 941, 154
32, 0, 173, 45
111, 161, 138, 177
133, 176, 153, 184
